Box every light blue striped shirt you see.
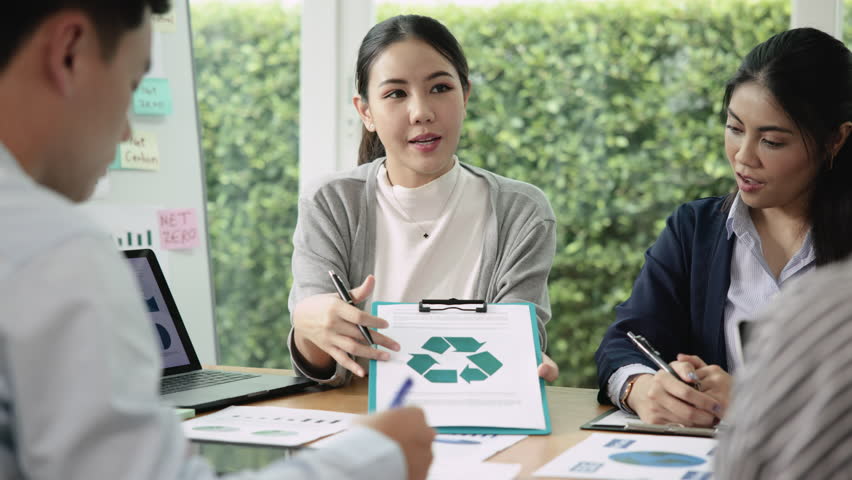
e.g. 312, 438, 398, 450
0, 144, 404, 480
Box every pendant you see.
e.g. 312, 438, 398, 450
423, 233, 429, 239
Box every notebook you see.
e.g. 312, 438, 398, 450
581, 408, 717, 437
123, 249, 314, 410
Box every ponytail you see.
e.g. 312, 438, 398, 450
357, 126, 386, 165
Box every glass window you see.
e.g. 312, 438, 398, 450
191, 0, 301, 368
846, 0, 852, 41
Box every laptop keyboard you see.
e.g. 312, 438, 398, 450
161, 370, 260, 395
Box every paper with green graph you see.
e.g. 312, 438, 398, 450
369, 302, 551, 435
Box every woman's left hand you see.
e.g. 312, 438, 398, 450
537, 353, 559, 382
677, 353, 732, 419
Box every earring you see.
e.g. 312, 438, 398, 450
368, 123, 375, 131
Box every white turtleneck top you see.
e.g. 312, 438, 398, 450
371, 158, 490, 307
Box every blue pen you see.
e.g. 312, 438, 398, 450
434, 437, 481, 445
390, 377, 414, 408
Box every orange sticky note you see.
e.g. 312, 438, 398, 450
158, 208, 200, 250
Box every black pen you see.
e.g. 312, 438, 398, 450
328, 271, 375, 345
627, 331, 701, 390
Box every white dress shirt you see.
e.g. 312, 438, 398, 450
721, 193, 814, 370
0, 143, 404, 479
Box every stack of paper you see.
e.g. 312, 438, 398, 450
427, 462, 521, 480
311, 432, 527, 479
432, 433, 526, 463
430, 434, 525, 479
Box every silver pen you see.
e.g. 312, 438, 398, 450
627, 331, 701, 390
328, 271, 374, 345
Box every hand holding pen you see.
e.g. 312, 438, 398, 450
387, 378, 471, 446
624, 331, 723, 428
290, 273, 400, 378
360, 378, 435, 480
329, 271, 376, 345
627, 332, 701, 390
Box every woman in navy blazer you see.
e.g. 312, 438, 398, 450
596, 28, 852, 427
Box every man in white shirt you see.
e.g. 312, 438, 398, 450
0, 2, 434, 479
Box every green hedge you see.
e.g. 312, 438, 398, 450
192, 0, 789, 387
192, 3, 301, 368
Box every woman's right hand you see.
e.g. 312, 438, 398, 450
625, 361, 723, 427
292, 275, 400, 377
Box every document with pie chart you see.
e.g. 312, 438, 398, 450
369, 302, 550, 435
533, 432, 716, 479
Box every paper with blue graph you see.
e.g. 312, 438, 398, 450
533, 433, 716, 479
369, 302, 550, 435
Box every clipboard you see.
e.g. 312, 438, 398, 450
581, 408, 718, 438
368, 299, 551, 435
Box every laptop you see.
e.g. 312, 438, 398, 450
123, 249, 314, 410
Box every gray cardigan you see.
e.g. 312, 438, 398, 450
287, 159, 556, 386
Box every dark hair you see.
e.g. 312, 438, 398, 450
355, 15, 470, 165
0, 1, 171, 71
722, 27, 852, 265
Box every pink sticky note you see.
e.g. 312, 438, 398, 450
158, 208, 200, 250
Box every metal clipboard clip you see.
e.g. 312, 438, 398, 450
418, 298, 487, 313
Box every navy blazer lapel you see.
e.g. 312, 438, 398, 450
705, 210, 734, 372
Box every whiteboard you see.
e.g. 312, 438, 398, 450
81, 0, 217, 363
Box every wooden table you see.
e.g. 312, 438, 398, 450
212, 366, 610, 479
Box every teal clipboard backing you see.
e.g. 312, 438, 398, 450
368, 301, 551, 435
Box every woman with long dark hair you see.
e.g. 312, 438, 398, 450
286, 15, 559, 387
596, 27, 852, 427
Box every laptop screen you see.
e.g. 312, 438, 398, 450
127, 256, 192, 368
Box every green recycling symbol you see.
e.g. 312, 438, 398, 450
407, 337, 503, 383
